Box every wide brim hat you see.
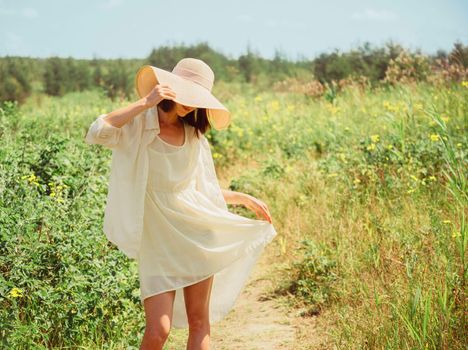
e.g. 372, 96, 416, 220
135, 58, 231, 130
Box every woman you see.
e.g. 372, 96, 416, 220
85, 58, 277, 350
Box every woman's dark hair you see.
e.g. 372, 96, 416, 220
157, 99, 211, 139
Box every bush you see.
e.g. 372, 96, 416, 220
0, 57, 32, 103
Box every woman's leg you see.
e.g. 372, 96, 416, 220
183, 275, 214, 350
140, 290, 176, 350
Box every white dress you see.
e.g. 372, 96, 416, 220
137, 121, 277, 329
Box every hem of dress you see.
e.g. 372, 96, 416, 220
140, 273, 215, 305
139, 223, 278, 311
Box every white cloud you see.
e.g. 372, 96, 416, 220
0, 6, 38, 18
98, 0, 124, 9
351, 9, 398, 22
22, 7, 38, 18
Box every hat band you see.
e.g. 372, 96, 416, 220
172, 66, 213, 91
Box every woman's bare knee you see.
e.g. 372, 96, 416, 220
145, 314, 172, 338
141, 290, 176, 347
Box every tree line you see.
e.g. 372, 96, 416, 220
0, 40, 467, 104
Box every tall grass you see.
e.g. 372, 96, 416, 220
220, 81, 467, 349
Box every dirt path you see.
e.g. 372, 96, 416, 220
210, 252, 296, 349
162, 239, 332, 349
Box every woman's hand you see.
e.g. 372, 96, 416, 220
241, 194, 273, 224
143, 84, 177, 108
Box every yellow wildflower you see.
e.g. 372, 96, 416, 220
270, 100, 280, 111
366, 143, 376, 151
461, 81, 468, 87
370, 134, 380, 143
9, 287, 23, 298
452, 231, 461, 238
383, 101, 398, 113
442, 220, 451, 224
430, 134, 440, 142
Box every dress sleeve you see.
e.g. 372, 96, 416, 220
84, 113, 137, 150
195, 134, 229, 211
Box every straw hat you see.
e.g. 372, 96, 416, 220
135, 58, 231, 130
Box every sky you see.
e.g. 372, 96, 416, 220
0, 0, 467, 61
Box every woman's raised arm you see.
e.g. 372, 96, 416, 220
84, 99, 146, 149
84, 84, 176, 149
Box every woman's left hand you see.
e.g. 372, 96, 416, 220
241, 194, 273, 224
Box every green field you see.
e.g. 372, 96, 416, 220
1, 80, 467, 348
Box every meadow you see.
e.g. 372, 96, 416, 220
1, 79, 466, 349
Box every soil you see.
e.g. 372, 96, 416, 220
209, 247, 331, 350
